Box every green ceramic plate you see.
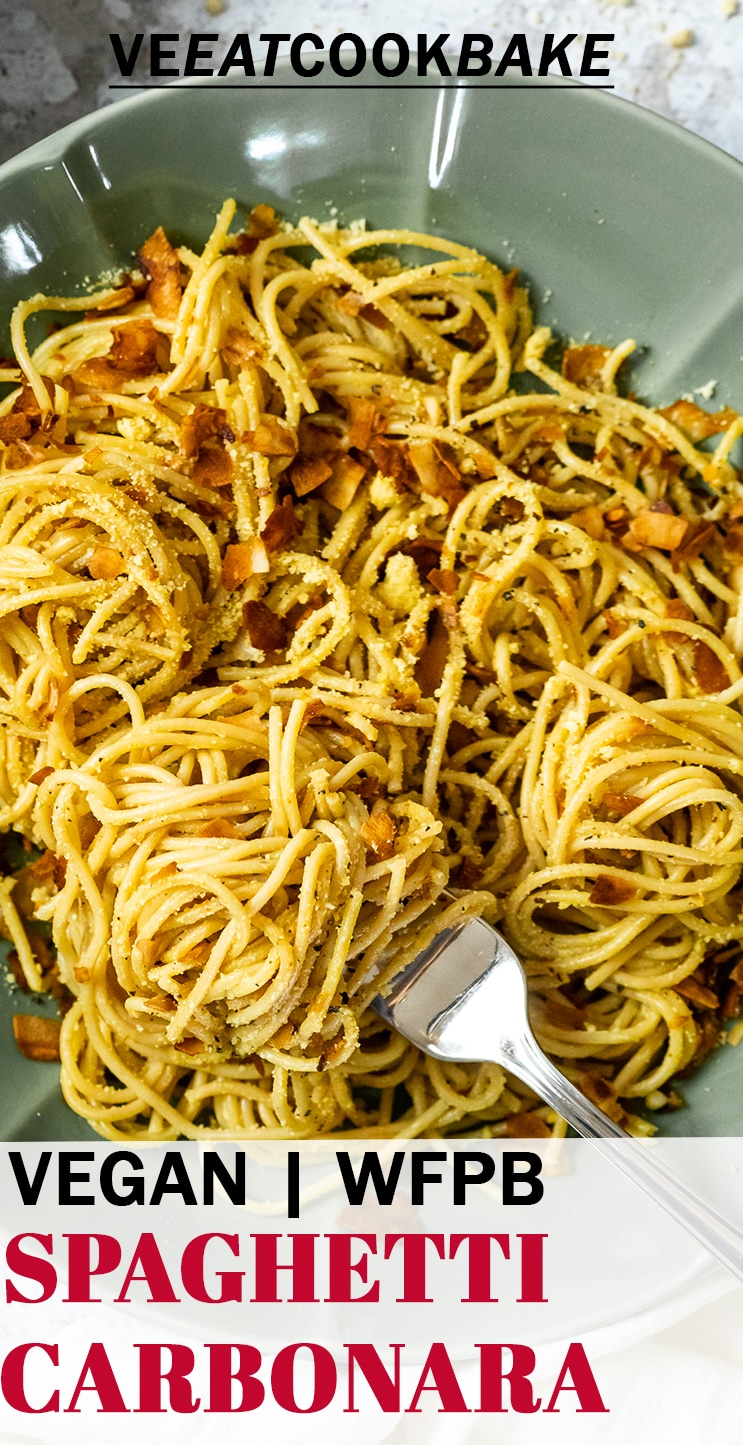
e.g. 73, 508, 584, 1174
2, 73, 743, 1138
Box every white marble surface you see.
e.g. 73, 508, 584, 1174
0, 0, 742, 166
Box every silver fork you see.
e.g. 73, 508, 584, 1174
372, 907, 743, 1282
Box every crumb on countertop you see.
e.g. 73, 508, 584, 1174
669, 27, 694, 47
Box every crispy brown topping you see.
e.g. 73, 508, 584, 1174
242, 600, 287, 653
182, 404, 234, 457
602, 791, 643, 816
427, 568, 458, 596
244, 416, 297, 458
223, 328, 264, 365
602, 610, 625, 640
317, 1034, 350, 1072
1, 379, 55, 446
321, 455, 366, 510
75, 321, 165, 388
360, 807, 398, 860
260, 496, 299, 553
138, 226, 183, 319
589, 874, 637, 906
29, 850, 67, 890
576, 1072, 629, 1125
659, 399, 738, 442
675, 976, 719, 1010
415, 617, 449, 697
221, 540, 269, 590
13, 1013, 61, 1062
408, 440, 465, 511
671, 520, 717, 567
175, 1037, 206, 1055
693, 639, 729, 694
192, 444, 233, 489
88, 546, 125, 581
665, 598, 695, 622
569, 504, 605, 541
454, 856, 484, 888
78, 815, 101, 851
289, 455, 333, 496
0, 412, 32, 444
29, 765, 55, 786
394, 537, 443, 579
345, 397, 380, 451
498, 496, 525, 522
503, 1112, 552, 1138
562, 345, 612, 389
247, 203, 278, 239
544, 992, 587, 1030
369, 438, 413, 490
624, 506, 688, 553
198, 819, 243, 839
723, 519, 743, 560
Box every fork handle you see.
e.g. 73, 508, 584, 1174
501, 1030, 743, 1283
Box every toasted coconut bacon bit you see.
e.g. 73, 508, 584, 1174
723, 519, 743, 560
503, 1112, 552, 1138
665, 598, 695, 623
576, 1072, 629, 1126
175, 1036, 206, 1056
589, 874, 637, 906
221, 540, 269, 589
289, 456, 333, 497
624, 506, 688, 553
672, 520, 718, 568
317, 1034, 352, 1072
408, 440, 465, 510
29, 765, 55, 786
192, 444, 233, 489
198, 819, 244, 839
415, 616, 450, 697
244, 416, 297, 458
693, 640, 730, 694
569, 504, 605, 541
427, 567, 458, 596
88, 546, 125, 581
0, 412, 33, 444
345, 396, 381, 450
13, 1013, 62, 1062
675, 976, 719, 1010
74, 321, 165, 388
562, 345, 612, 390
29, 850, 67, 890
321, 455, 366, 510
602, 791, 642, 816
360, 806, 398, 859
242, 600, 288, 653
182, 404, 234, 457
235, 204, 280, 253
658, 399, 738, 441
260, 497, 299, 553
138, 225, 183, 320
723, 960, 743, 1020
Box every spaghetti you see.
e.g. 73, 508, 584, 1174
3, 198, 743, 1139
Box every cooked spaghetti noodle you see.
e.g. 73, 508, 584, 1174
3, 198, 743, 1139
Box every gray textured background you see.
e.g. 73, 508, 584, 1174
1, 0, 742, 167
